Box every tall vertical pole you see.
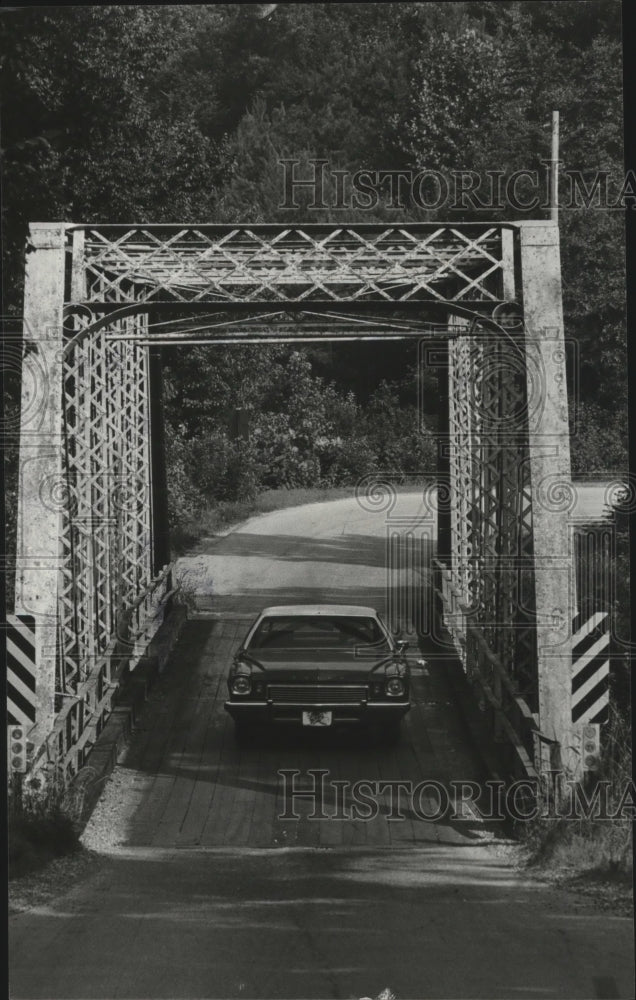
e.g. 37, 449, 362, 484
550, 111, 560, 224
15, 224, 67, 747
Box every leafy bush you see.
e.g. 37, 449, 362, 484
317, 435, 377, 486
570, 402, 628, 477
222, 439, 262, 501
362, 381, 438, 476
250, 412, 318, 489
163, 352, 444, 529
186, 429, 233, 499
164, 422, 207, 526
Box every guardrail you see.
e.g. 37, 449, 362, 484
464, 624, 539, 778
31, 564, 173, 782
432, 558, 539, 779
121, 563, 176, 663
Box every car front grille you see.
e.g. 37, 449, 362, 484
268, 684, 367, 704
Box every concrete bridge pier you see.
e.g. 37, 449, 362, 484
15, 224, 66, 748
520, 221, 576, 777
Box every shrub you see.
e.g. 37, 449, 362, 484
317, 434, 378, 486
163, 357, 437, 534
187, 429, 233, 498
9, 771, 81, 878
250, 412, 319, 488
570, 402, 628, 476
165, 422, 206, 525
362, 382, 438, 476
222, 439, 261, 501
519, 704, 633, 876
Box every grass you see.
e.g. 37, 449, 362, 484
518, 706, 633, 883
9, 772, 82, 880
170, 484, 387, 555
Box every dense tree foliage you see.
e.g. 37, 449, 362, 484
2, 1, 627, 517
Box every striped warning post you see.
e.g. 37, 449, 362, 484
6, 614, 37, 727
571, 611, 610, 725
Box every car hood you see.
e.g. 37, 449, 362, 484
243, 648, 396, 683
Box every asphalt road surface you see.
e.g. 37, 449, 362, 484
9, 493, 634, 1000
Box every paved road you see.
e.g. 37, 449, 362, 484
9, 494, 634, 999
175, 491, 437, 622
174, 483, 616, 618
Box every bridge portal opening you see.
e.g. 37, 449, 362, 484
14, 221, 578, 779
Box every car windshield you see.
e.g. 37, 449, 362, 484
247, 615, 391, 653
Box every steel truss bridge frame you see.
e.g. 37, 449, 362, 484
14, 220, 579, 779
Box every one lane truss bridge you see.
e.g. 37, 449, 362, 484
10, 220, 600, 781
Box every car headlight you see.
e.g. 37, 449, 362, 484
385, 676, 406, 697
231, 675, 252, 696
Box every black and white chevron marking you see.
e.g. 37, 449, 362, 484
571, 611, 610, 725
6, 614, 37, 726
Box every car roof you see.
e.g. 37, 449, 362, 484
258, 604, 379, 617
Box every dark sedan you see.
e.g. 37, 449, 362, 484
224, 604, 411, 742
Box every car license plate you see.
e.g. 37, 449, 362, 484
302, 710, 332, 727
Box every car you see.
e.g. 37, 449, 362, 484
224, 604, 412, 743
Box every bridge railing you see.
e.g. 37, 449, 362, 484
433, 558, 539, 778
465, 626, 539, 779
122, 564, 175, 666
30, 564, 173, 783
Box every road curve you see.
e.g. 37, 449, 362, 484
174, 490, 437, 621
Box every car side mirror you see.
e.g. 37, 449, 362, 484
396, 639, 409, 654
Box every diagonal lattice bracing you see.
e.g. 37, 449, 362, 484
72, 225, 511, 307
447, 325, 538, 725
59, 303, 153, 700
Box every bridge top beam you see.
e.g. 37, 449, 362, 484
35, 220, 533, 309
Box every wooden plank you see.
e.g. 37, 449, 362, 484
272, 742, 301, 848
198, 711, 235, 845
198, 622, 243, 845
340, 735, 368, 848
147, 695, 204, 847
317, 740, 343, 848
296, 741, 322, 849
221, 742, 256, 846
159, 695, 213, 845
244, 732, 279, 847
175, 642, 229, 846
382, 740, 416, 845
221, 622, 259, 846
361, 736, 391, 848
129, 724, 190, 846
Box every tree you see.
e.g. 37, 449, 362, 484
1, 6, 224, 310
2, 1, 627, 551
